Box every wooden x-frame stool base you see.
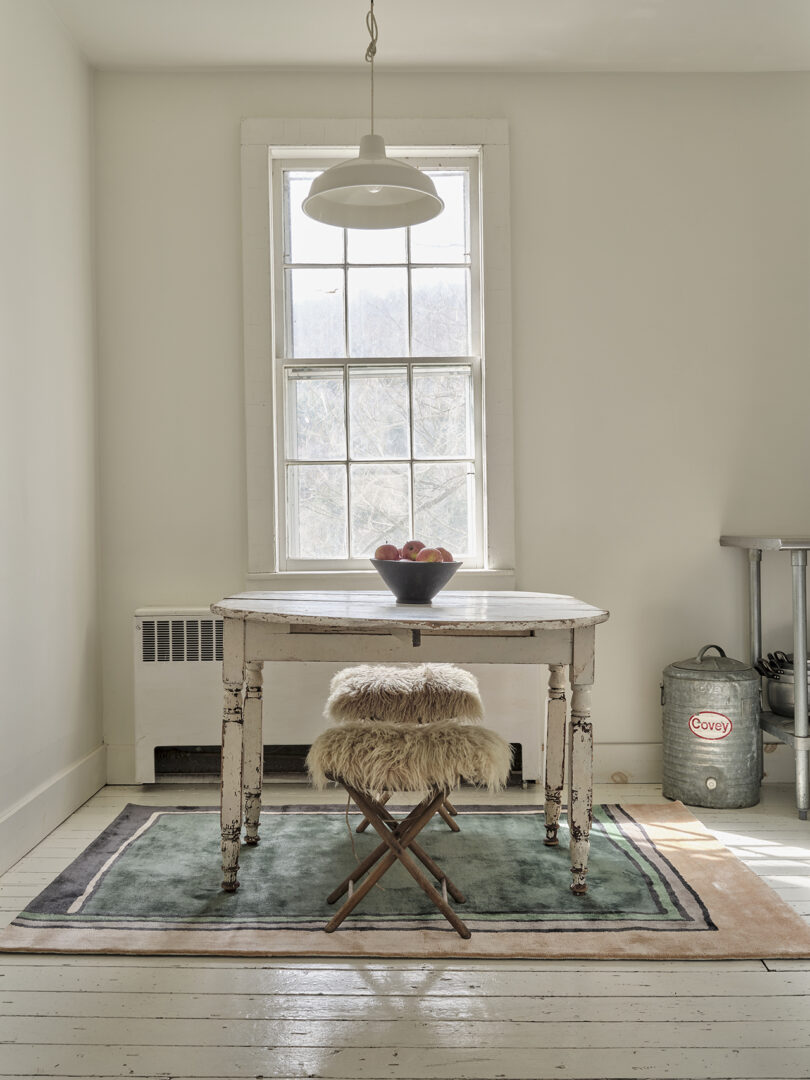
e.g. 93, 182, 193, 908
325, 784, 471, 939
355, 792, 460, 834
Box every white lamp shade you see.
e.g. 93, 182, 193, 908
303, 134, 444, 229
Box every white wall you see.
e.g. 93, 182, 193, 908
0, 0, 104, 870
94, 69, 810, 784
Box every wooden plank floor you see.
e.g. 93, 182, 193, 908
1, 780, 809, 1079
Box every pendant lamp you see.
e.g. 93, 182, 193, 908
303, 2, 444, 230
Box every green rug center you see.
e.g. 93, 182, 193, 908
73, 807, 683, 925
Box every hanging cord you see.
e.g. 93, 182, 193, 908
365, 1, 378, 135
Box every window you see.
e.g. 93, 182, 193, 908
276, 161, 481, 569
241, 119, 514, 585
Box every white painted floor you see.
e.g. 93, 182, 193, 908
1, 780, 809, 1079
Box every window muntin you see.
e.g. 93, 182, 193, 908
275, 158, 482, 570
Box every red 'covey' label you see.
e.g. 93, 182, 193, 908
688, 711, 732, 740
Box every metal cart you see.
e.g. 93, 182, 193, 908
720, 536, 809, 819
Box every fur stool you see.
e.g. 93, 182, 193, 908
325, 663, 484, 725
307, 720, 512, 937
325, 664, 485, 831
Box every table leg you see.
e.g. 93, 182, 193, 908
544, 664, 567, 846
242, 661, 264, 844
568, 626, 595, 895
220, 616, 245, 892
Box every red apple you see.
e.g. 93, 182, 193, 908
401, 539, 425, 560
437, 547, 454, 562
374, 544, 399, 561
416, 547, 442, 562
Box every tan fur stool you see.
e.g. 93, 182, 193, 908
325, 664, 485, 831
325, 663, 485, 725
307, 720, 512, 937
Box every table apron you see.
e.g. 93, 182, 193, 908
243, 623, 574, 666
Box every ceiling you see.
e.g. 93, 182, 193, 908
47, 0, 810, 73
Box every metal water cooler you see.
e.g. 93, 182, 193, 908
661, 644, 761, 808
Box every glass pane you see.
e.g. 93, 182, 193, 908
348, 365, 410, 460
413, 462, 473, 557
347, 227, 407, 265
412, 365, 473, 459
350, 463, 411, 558
348, 267, 408, 358
287, 268, 345, 358
286, 171, 344, 264
287, 464, 347, 559
411, 267, 470, 356
410, 171, 469, 264
285, 367, 345, 460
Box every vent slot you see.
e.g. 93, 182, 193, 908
186, 620, 199, 662
140, 617, 223, 662
142, 621, 156, 662
171, 620, 184, 661
157, 621, 170, 661
201, 619, 214, 661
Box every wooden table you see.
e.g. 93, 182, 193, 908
211, 590, 609, 896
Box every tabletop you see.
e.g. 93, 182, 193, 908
211, 589, 609, 633
720, 536, 810, 551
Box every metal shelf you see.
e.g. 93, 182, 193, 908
720, 535, 809, 820
720, 536, 810, 552
760, 711, 810, 752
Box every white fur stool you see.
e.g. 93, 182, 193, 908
307, 719, 512, 937
325, 663, 484, 725
325, 663, 486, 832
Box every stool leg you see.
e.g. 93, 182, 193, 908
325, 851, 399, 933
371, 803, 466, 903
348, 787, 471, 938
326, 792, 444, 928
391, 845, 471, 939
356, 792, 460, 833
356, 791, 391, 833
437, 802, 461, 832
328, 799, 434, 904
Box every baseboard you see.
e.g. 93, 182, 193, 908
594, 739, 794, 786
0, 745, 107, 875
594, 742, 662, 785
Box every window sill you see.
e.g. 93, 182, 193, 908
245, 568, 516, 592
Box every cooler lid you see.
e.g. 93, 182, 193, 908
667, 644, 754, 677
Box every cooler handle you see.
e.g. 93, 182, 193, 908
697, 644, 727, 661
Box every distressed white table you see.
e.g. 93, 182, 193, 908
210, 590, 609, 896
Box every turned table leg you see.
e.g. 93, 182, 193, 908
568, 626, 595, 895
544, 664, 567, 846
220, 616, 246, 892
242, 661, 264, 845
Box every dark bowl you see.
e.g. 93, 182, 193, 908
371, 558, 462, 604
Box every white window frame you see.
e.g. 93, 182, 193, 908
241, 118, 515, 589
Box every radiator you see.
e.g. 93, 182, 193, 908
133, 608, 543, 783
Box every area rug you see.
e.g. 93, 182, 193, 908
2, 801, 809, 959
